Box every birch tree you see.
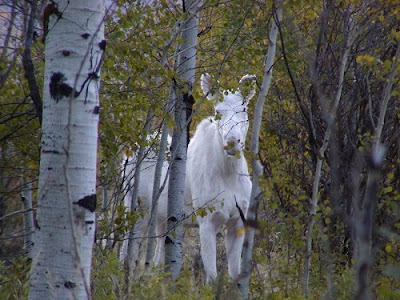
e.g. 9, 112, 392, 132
353, 42, 400, 300
28, 1, 105, 299
165, 0, 200, 280
21, 179, 34, 259
0, 0, 18, 91
238, 3, 282, 298
22, 0, 43, 124
122, 109, 152, 292
300, 5, 357, 297
145, 87, 174, 268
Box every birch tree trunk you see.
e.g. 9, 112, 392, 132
123, 109, 152, 292
21, 179, 35, 259
22, 0, 42, 123
145, 106, 171, 268
354, 43, 400, 300
144, 123, 168, 266
28, 1, 105, 299
146, 49, 179, 268
302, 7, 356, 297
238, 4, 282, 298
165, 0, 199, 280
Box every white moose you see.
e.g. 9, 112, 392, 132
185, 73, 256, 282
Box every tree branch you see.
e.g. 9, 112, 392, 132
22, 0, 42, 124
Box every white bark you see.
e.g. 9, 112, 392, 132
165, 0, 199, 279
101, 177, 113, 250
372, 42, 400, 147
124, 109, 153, 276
146, 48, 178, 268
145, 115, 171, 267
28, 1, 105, 299
238, 4, 282, 298
21, 179, 35, 259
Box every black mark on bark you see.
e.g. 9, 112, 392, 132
98, 40, 106, 51
81, 33, 90, 39
73, 194, 97, 212
49, 72, 78, 102
42, 150, 60, 154
93, 106, 99, 114
64, 281, 76, 289
168, 216, 178, 222
165, 236, 173, 244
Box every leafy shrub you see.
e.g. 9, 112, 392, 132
0, 257, 30, 300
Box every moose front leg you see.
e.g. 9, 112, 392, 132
226, 217, 245, 281
199, 220, 218, 283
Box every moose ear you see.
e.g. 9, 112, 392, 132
239, 74, 257, 103
201, 73, 218, 100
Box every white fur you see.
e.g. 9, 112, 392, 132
186, 73, 256, 282
119, 134, 170, 266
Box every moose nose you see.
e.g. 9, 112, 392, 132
224, 138, 241, 156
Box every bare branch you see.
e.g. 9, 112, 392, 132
0, 208, 36, 222
22, 0, 42, 124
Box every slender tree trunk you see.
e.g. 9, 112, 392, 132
123, 109, 153, 293
0, 0, 17, 90
22, 0, 42, 124
238, 4, 282, 298
302, 7, 355, 297
144, 41, 181, 268
145, 47, 179, 269
144, 120, 169, 267
145, 89, 173, 267
354, 42, 400, 300
101, 176, 114, 250
165, 0, 199, 280
21, 179, 35, 259
28, 1, 105, 299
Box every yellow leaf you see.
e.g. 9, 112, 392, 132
356, 54, 376, 66
123, 148, 133, 157
196, 208, 208, 217
28, 161, 37, 169
385, 244, 392, 253
236, 227, 245, 237
383, 186, 393, 194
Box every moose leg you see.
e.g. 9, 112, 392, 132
226, 218, 245, 280
199, 221, 217, 283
